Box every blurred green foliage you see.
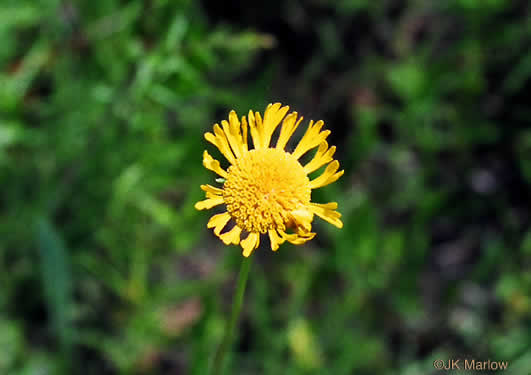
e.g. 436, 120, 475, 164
1, 0, 530, 374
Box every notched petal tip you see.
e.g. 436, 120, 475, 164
261, 102, 290, 148
308, 202, 343, 229
285, 232, 316, 245
268, 229, 285, 251
312, 120, 325, 131
204, 124, 236, 165
195, 196, 224, 210
207, 212, 231, 235
204, 132, 215, 143
200, 184, 223, 195
309, 160, 344, 189
202, 150, 228, 178
292, 119, 331, 159
220, 225, 242, 245
276, 111, 302, 150
328, 202, 338, 210
241, 232, 260, 257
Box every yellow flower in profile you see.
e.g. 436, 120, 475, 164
195, 103, 344, 257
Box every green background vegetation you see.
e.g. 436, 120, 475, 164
1, 0, 530, 374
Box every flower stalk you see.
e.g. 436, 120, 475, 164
210, 256, 252, 375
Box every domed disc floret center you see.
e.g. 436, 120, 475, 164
223, 148, 311, 233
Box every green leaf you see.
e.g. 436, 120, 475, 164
37, 217, 74, 361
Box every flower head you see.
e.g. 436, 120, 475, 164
195, 103, 344, 257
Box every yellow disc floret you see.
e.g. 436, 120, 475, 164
223, 148, 311, 234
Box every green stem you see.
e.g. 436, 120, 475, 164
210, 256, 252, 375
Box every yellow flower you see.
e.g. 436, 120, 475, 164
195, 103, 344, 257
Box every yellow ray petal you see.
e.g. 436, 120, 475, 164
283, 231, 316, 245
289, 208, 314, 233
268, 229, 286, 251
220, 120, 239, 158
219, 225, 242, 245
248, 110, 262, 150
261, 103, 289, 148
276, 112, 303, 150
194, 196, 224, 210
204, 129, 235, 165
222, 112, 245, 158
207, 212, 232, 235
292, 120, 331, 160
312, 202, 338, 210
241, 232, 260, 257
308, 202, 343, 228
309, 160, 344, 189
255, 111, 264, 147
303, 141, 337, 174
200, 184, 223, 198
202, 150, 228, 178
241, 115, 248, 152
216, 124, 237, 164
278, 229, 297, 241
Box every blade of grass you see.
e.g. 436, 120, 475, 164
37, 217, 73, 370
